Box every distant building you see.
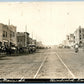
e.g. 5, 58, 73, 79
29, 37, 33, 44
36, 41, 43, 47
32, 39, 36, 45
62, 34, 75, 47
62, 40, 68, 46
68, 34, 75, 47
62, 35, 70, 46
17, 32, 29, 48
0, 23, 17, 47
74, 26, 84, 47
29, 37, 36, 45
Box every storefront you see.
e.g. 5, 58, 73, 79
3, 40, 9, 47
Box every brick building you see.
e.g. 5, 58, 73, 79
0, 23, 17, 47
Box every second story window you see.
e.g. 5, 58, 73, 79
13, 32, 15, 37
79, 29, 81, 33
6, 32, 7, 37
3, 31, 7, 37
3, 31, 5, 37
3, 31, 8, 37
10, 31, 12, 38
10, 31, 15, 38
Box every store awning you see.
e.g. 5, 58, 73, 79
3, 40, 8, 42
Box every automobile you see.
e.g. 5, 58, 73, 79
63, 46, 70, 48
58, 45, 63, 48
6, 46, 17, 54
28, 44, 36, 53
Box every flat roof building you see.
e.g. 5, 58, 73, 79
0, 23, 17, 47
74, 26, 84, 47
17, 32, 29, 48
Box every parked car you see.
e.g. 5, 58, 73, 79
5, 46, 17, 55
63, 46, 70, 49
28, 44, 36, 53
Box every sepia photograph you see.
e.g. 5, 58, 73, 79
0, 0, 84, 82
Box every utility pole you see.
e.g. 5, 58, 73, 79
36, 33, 37, 41
8, 19, 10, 25
8, 19, 10, 47
24, 25, 27, 47
25, 25, 27, 32
32, 31, 33, 39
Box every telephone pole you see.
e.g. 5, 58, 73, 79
32, 31, 33, 39
25, 25, 27, 32
8, 19, 10, 25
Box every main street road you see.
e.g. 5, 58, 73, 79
0, 48, 84, 79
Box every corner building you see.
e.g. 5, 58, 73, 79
0, 23, 17, 47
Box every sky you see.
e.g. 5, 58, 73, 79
0, 2, 84, 45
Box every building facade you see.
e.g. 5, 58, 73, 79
74, 26, 84, 47
29, 38, 36, 45
17, 32, 29, 48
36, 41, 43, 47
68, 34, 75, 47
62, 34, 75, 47
0, 23, 17, 47
9, 25, 17, 47
29, 37, 33, 44
32, 39, 36, 45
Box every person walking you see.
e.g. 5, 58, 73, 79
75, 44, 79, 53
